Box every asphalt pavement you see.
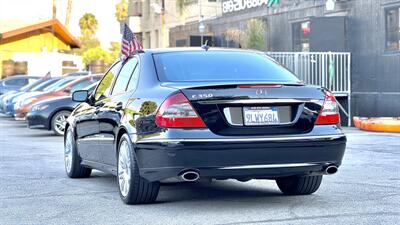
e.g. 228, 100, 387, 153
0, 115, 399, 225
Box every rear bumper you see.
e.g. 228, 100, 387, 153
134, 126, 346, 182
15, 113, 27, 121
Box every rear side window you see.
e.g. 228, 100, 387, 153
153, 51, 299, 82
127, 63, 140, 92
95, 61, 122, 101
112, 57, 138, 95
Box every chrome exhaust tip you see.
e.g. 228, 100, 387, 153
180, 171, 200, 182
325, 165, 338, 175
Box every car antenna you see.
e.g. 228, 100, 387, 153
201, 40, 209, 51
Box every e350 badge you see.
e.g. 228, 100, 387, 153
191, 93, 214, 99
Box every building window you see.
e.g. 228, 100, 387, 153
155, 30, 159, 48
176, 39, 187, 47
292, 21, 310, 52
385, 7, 400, 51
145, 31, 151, 48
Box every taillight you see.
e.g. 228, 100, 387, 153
315, 91, 340, 125
155, 92, 206, 128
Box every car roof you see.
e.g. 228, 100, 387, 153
2, 75, 41, 80
64, 71, 89, 76
144, 47, 265, 55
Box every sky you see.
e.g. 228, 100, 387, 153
0, 0, 122, 48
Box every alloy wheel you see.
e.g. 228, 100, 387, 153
53, 112, 70, 135
64, 130, 73, 174
118, 140, 132, 197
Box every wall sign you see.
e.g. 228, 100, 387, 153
222, 0, 280, 14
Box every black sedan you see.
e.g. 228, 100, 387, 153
27, 82, 97, 136
65, 48, 346, 204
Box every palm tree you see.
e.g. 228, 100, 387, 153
52, 0, 57, 19
115, 0, 128, 23
65, 0, 73, 29
79, 13, 98, 39
176, 0, 188, 15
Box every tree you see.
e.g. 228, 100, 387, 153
73, 37, 100, 56
224, 19, 266, 50
79, 13, 98, 39
52, 0, 57, 19
246, 19, 266, 50
82, 47, 112, 65
109, 42, 121, 61
115, 0, 128, 22
176, 0, 189, 15
65, 0, 73, 29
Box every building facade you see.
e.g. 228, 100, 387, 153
127, 0, 221, 48
169, 0, 400, 119
0, 19, 81, 77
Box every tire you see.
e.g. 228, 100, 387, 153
52, 110, 71, 136
64, 127, 92, 178
276, 175, 322, 195
117, 134, 159, 204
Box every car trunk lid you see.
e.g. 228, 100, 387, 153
163, 82, 325, 136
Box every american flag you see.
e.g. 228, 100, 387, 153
121, 23, 142, 59
42, 71, 51, 80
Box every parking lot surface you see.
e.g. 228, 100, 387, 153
0, 115, 399, 225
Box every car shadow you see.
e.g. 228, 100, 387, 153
19, 132, 60, 138
157, 180, 283, 204
86, 172, 285, 204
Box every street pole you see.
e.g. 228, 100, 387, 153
200, 17, 204, 45
161, 0, 167, 47
199, 0, 203, 45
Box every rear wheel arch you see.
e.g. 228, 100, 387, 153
116, 127, 128, 155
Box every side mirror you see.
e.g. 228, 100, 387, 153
72, 90, 89, 102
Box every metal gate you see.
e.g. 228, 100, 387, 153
267, 52, 352, 126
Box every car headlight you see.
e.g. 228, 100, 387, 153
31, 104, 49, 112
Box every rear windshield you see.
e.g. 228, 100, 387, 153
153, 51, 299, 83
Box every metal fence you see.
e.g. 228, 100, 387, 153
267, 52, 351, 96
267, 52, 352, 126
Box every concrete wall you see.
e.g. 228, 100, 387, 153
346, 0, 400, 117
12, 52, 83, 76
128, 0, 221, 48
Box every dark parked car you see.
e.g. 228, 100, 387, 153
65, 48, 346, 204
27, 82, 98, 135
0, 75, 40, 95
15, 74, 101, 120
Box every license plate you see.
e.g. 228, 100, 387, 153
243, 107, 280, 126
